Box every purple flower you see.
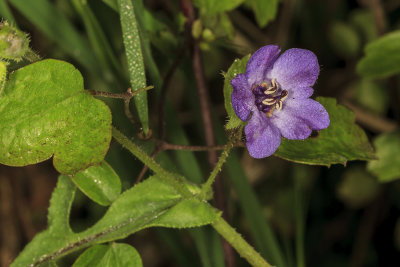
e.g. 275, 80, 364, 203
231, 45, 330, 158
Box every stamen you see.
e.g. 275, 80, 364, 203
264, 87, 277, 95
262, 97, 276, 106
263, 79, 278, 95
275, 100, 282, 110
280, 90, 288, 101
271, 79, 277, 88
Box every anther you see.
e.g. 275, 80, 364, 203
264, 87, 277, 95
275, 100, 282, 110
262, 97, 276, 106
280, 90, 288, 101
264, 78, 278, 95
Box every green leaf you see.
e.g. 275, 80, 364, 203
11, 176, 76, 267
73, 245, 109, 267
275, 97, 376, 166
193, 0, 244, 14
246, 0, 279, 28
73, 243, 142, 267
71, 161, 121, 206
0, 59, 112, 174
119, 0, 149, 135
101, 243, 142, 267
71, 0, 122, 81
85, 176, 220, 241
223, 54, 250, 129
328, 22, 360, 58
367, 131, 400, 182
12, 176, 220, 266
357, 30, 400, 79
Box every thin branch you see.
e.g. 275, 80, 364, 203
88, 85, 153, 100
341, 100, 398, 133
112, 127, 192, 198
136, 22, 190, 184
135, 147, 162, 184
157, 41, 189, 141
369, 0, 386, 36
182, 0, 236, 266
134, 141, 245, 184
90, 86, 153, 128
124, 97, 136, 126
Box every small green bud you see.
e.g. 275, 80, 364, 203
202, 28, 215, 42
192, 19, 203, 39
199, 41, 211, 51
0, 21, 30, 61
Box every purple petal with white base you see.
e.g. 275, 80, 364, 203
231, 74, 254, 121
245, 110, 281, 158
245, 45, 280, 86
269, 48, 319, 90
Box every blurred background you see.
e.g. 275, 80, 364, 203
1, 0, 400, 266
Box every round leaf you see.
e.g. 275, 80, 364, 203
0, 59, 112, 174
99, 243, 142, 267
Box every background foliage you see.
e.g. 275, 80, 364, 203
1, 0, 400, 266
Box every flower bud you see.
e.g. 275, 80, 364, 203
202, 28, 215, 42
0, 21, 30, 62
192, 19, 203, 39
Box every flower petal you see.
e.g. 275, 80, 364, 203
245, 110, 281, 158
269, 48, 319, 90
271, 98, 330, 140
231, 73, 253, 121
245, 45, 280, 86
271, 110, 312, 140
288, 86, 314, 99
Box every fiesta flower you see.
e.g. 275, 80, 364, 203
231, 45, 330, 158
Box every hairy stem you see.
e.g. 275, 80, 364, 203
212, 217, 273, 267
112, 127, 192, 198
201, 134, 237, 197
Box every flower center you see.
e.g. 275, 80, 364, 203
252, 79, 288, 117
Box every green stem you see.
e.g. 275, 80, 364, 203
200, 131, 237, 197
112, 127, 192, 198
212, 217, 273, 267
